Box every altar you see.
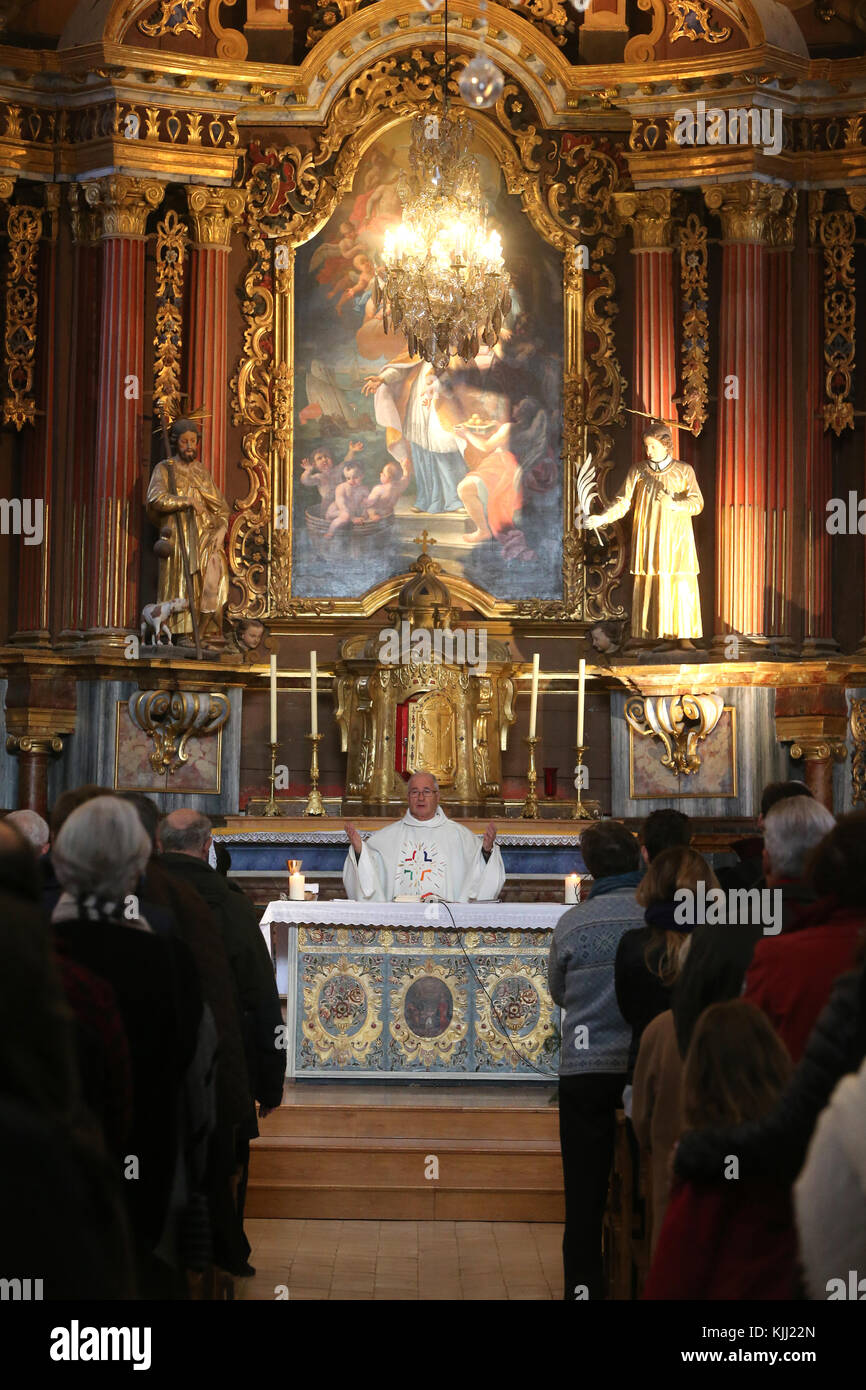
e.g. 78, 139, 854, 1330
261, 900, 566, 1082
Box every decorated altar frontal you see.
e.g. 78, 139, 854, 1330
261, 900, 565, 1082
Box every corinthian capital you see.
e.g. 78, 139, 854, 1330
613, 189, 681, 250
84, 175, 165, 238
703, 180, 787, 244
185, 186, 246, 247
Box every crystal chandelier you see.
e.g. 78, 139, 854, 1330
375, 111, 511, 373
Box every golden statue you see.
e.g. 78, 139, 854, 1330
146, 418, 230, 644
584, 420, 703, 646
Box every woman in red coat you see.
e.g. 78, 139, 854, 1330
643, 999, 798, 1300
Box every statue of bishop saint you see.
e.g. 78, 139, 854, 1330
584, 419, 703, 646
146, 417, 231, 643
343, 772, 505, 903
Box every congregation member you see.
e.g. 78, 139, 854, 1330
643, 1000, 798, 1300
158, 808, 286, 1272
122, 792, 259, 1280
615, 845, 719, 1076
744, 809, 862, 1063
638, 808, 691, 867
343, 771, 504, 901
4, 807, 50, 854
51, 796, 209, 1297
716, 779, 814, 892
759, 794, 835, 933
548, 820, 643, 1300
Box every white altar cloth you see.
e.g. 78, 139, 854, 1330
260, 900, 567, 932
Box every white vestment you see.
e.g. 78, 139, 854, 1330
342, 808, 505, 903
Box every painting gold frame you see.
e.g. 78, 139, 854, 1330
113, 699, 224, 795
627, 705, 738, 800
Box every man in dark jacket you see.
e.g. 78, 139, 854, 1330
157, 809, 286, 1262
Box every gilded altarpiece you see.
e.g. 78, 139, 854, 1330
229, 53, 629, 627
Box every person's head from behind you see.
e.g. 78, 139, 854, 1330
579, 820, 640, 883
158, 808, 213, 862
640, 808, 692, 866
636, 846, 720, 986
758, 780, 812, 829
5, 810, 50, 856
53, 797, 152, 906
118, 792, 160, 852
683, 999, 792, 1131
49, 784, 111, 845
762, 797, 835, 884
0, 819, 42, 903
808, 810, 866, 909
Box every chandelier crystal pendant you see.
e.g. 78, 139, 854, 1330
375, 111, 511, 373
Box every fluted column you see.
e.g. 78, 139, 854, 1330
57, 187, 103, 638
764, 193, 797, 653
802, 193, 838, 655
83, 175, 164, 638
614, 190, 680, 461
185, 187, 245, 494
704, 181, 784, 651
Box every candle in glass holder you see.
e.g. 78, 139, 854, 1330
288, 859, 305, 901
565, 873, 579, 904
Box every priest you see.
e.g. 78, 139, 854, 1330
343, 772, 505, 902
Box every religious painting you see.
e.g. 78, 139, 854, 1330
629, 706, 738, 799
291, 125, 563, 607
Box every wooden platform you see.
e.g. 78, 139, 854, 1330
248, 1083, 565, 1223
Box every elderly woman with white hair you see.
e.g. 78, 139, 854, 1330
51, 796, 212, 1298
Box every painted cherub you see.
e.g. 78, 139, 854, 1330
300, 440, 365, 511
330, 255, 376, 316
325, 463, 370, 538
364, 462, 410, 520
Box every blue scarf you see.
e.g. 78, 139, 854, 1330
587, 869, 642, 900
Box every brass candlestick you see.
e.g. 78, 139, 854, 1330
520, 735, 540, 818
304, 732, 325, 816
571, 743, 602, 821
263, 741, 281, 817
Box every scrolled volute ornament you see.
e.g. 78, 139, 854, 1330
625, 692, 724, 776
128, 689, 230, 775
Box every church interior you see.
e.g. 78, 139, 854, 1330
2, 0, 866, 1326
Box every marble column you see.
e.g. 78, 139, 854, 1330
185, 187, 245, 495
704, 181, 784, 652
82, 175, 164, 639
764, 193, 797, 653
614, 189, 680, 462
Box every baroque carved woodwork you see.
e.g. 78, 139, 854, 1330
624, 692, 725, 776
127, 688, 230, 775
2, 203, 41, 429
152, 208, 188, 420
678, 211, 709, 437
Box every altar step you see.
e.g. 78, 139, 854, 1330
248, 1088, 564, 1222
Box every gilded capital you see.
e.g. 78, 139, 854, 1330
185, 186, 246, 247
0, 175, 16, 201
767, 189, 798, 249
84, 175, 165, 239
614, 189, 681, 250
848, 187, 866, 219
703, 181, 787, 244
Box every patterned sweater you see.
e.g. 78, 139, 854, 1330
548, 873, 644, 1076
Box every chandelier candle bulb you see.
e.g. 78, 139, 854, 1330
528, 653, 540, 739
577, 658, 586, 746
269, 654, 277, 745
565, 874, 579, 904
310, 650, 318, 737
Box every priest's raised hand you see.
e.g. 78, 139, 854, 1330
344, 822, 363, 856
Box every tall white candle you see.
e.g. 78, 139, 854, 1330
269, 654, 277, 745
310, 650, 318, 736
528, 653, 540, 738
565, 873, 579, 904
577, 657, 586, 746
